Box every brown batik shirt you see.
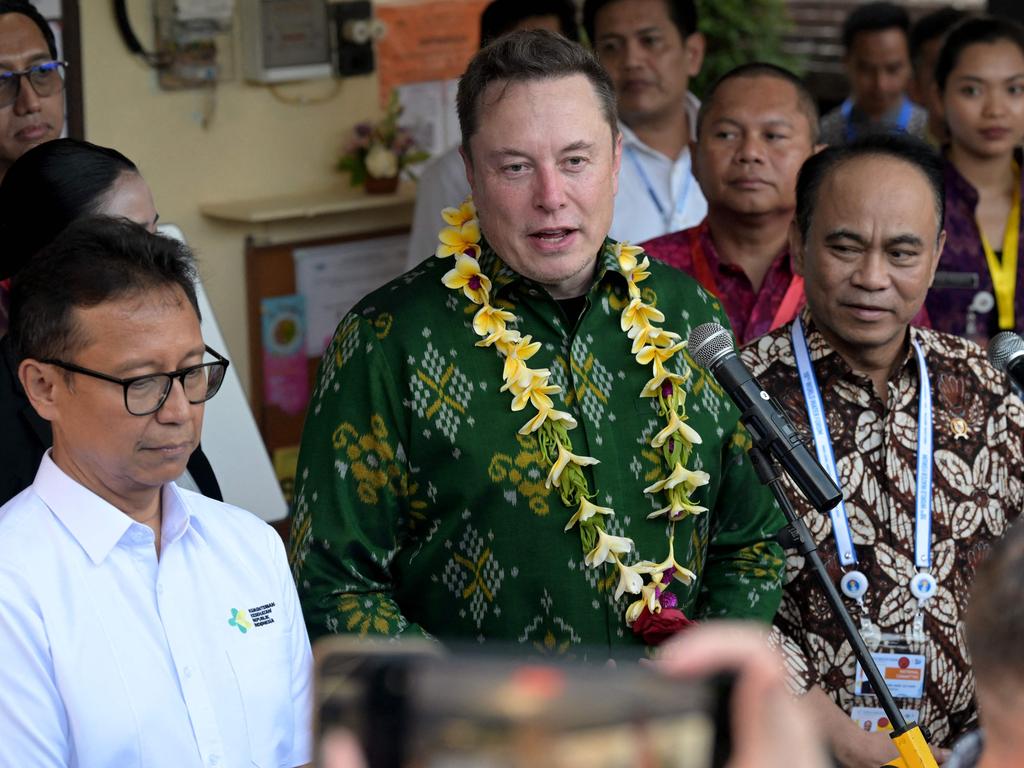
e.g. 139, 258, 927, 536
741, 309, 1024, 746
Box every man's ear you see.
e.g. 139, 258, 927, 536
684, 32, 706, 77
18, 359, 61, 422
928, 229, 947, 287
611, 130, 623, 196
789, 219, 807, 277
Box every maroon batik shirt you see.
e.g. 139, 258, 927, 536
741, 310, 1024, 747
642, 220, 800, 345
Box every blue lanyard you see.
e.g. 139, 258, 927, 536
841, 96, 913, 143
625, 145, 693, 229
791, 319, 933, 572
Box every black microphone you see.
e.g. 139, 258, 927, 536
988, 331, 1024, 393
687, 322, 842, 512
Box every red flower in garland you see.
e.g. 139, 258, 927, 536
631, 601, 696, 646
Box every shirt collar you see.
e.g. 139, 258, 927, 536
33, 452, 195, 564
482, 238, 626, 302
797, 306, 921, 383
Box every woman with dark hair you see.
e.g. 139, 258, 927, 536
926, 16, 1024, 345
0, 138, 220, 504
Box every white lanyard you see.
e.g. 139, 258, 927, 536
625, 145, 693, 230
791, 319, 936, 604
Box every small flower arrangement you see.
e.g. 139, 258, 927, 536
337, 90, 429, 189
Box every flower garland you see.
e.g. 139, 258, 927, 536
436, 198, 711, 641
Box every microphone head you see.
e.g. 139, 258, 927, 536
687, 322, 735, 370
988, 332, 1024, 372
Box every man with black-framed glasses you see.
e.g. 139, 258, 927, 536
0, 217, 313, 768
0, 1, 65, 180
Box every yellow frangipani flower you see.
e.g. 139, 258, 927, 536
640, 360, 688, 398
472, 304, 516, 339
643, 462, 710, 495
646, 496, 709, 521
545, 442, 599, 489
636, 539, 696, 585
620, 297, 665, 334
501, 335, 542, 384
629, 325, 682, 355
442, 254, 491, 305
563, 497, 615, 532
624, 256, 652, 299
436, 220, 482, 259
613, 241, 645, 272
584, 528, 634, 568
441, 198, 476, 227
650, 408, 704, 449
518, 407, 577, 435
613, 557, 652, 600
511, 372, 560, 412
635, 339, 685, 370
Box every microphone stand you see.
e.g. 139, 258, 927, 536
746, 443, 937, 768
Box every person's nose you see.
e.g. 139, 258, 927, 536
13, 73, 41, 116
622, 38, 645, 71
737, 133, 765, 165
982, 88, 1007, 118
155, 376, 194, 424
851, 251, 890, 291
533, 165, 568, 213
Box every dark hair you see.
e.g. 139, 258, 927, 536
909, 6, 968, 72
480, 0, 579, 45
0, 139, 140, 279
0, 1, 57, 59
794, 133, 945, 242
582, 0, 697, 48
10, 217, 200, 363
935, 15, 1024, 94
841, 2, 910, 53
457, 29, 618, 159
696, 62, 820, 144
966, 519, 1024, 691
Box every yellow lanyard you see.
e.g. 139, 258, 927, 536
978, 167, 1021, 331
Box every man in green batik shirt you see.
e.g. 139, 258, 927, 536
291, 30, 785, 654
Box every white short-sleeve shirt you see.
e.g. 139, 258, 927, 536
0, 453, 313, 768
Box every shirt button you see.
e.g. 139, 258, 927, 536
208, 756, 220, 766
183, 666, 193, 679
157, 583, 164, 595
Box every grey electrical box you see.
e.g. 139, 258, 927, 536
240, 0, 333, 83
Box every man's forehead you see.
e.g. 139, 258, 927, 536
0, 13, 50, 64
709, 76, 801, 119
814, 156, 938, 232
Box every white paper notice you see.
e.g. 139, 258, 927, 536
397, 78, 461, 161
294, 234, 410, 356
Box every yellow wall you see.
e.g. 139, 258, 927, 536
79, 1, 380, 393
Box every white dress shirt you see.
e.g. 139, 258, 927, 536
610, 91, 706, 246
0, 453, 313, 768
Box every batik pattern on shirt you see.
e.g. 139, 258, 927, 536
291, 241, 786, 655
642, 220, 800, 345
741, 311, 1024, 746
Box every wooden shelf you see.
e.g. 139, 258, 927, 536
200, 181, 416, 224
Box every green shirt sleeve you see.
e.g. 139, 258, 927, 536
695, 391, 787, 622
290, 313, 429, 642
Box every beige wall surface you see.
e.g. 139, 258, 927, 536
79, 1, 380, 394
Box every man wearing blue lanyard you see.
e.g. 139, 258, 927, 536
742, 134, 1024, 767
818, 2, 928, 147
583, 0, 707, 245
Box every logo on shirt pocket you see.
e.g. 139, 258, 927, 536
229, 608, 253, 634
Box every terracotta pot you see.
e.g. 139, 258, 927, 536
364, 175, 400, 194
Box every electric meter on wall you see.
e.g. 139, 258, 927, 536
240, 0, 333, 83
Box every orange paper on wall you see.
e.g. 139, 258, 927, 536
376, 0, 489, 104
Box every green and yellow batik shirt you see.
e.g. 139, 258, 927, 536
291, 241, 785, 655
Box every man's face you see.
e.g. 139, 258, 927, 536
0, 13, 63, 176
794, 155, 943, 363
463, 74, 621, 299
42, 286, 205, 505
846, 28, 912, 118
592, 0, 703, 128
695, 75, 817, 219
